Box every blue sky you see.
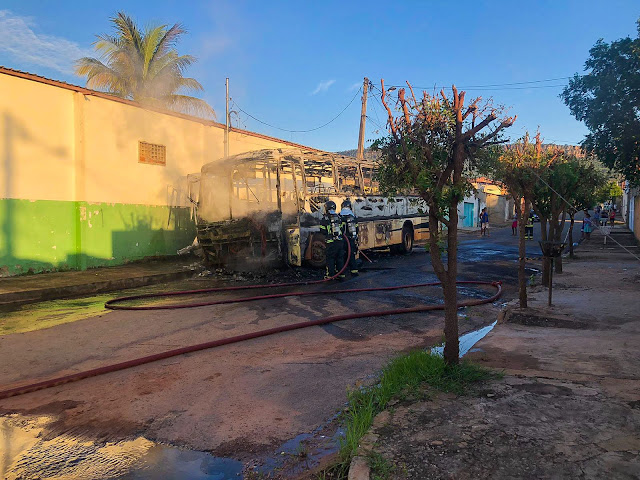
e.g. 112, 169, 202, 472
1, 1, 638, 152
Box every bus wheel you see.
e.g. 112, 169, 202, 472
399, 226, 414, 254
308, 235, 327, 268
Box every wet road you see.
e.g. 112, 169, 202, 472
0, 221, 581, 478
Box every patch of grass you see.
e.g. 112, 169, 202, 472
317, 351, 496, 479
368, 451, 394, 480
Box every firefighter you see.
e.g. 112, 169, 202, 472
340, 199, 359, 276
320, 200, 345, 279
526, 211, 535, 240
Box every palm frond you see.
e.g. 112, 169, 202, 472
151, 23, 186, 61
165, 94, 216, 119
174, 77, 204, 92
75, 57, 129, 96
76, 12, 208, 112
141, 25, 167, 76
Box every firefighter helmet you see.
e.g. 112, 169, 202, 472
325, 200, 337, 212
341, 199, 352, 209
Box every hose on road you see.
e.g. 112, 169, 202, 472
0, 240, 502, 400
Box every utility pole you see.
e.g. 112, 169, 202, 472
356, 77, 369, 161
225, 77, 230, 158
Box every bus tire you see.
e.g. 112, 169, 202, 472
307, 234, 327, 268
398, 224, 414, 254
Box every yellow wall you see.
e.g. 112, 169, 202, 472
0, 72, 303, 206
0, 74, 75, 201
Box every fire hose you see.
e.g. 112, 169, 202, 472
0, 239, 502, 400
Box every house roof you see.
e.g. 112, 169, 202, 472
0, 65, 323, 153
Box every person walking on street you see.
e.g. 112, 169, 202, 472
583, 212, 593, 240
609, 209, 616, 227
525, 211, 534, 240
511, 213, 518, 236
600, 208, 608, 226
320, 200, 345, 279
480, 207, 489, 236
340, 199, 359, 276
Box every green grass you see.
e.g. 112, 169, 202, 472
317, 351, 496, 479
368, 451, 395, 480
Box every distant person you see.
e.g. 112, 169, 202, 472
480, 207, 489, 236
583, 212, 593, 240
609, 208, 616, 227
512, 213, 518, 236
526, 212, 534, 240
600, 209, 608, 226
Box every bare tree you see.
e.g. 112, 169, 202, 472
375, 81, 515, 364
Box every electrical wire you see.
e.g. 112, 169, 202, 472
233, 87, 361, 133
380, 75, 572, 91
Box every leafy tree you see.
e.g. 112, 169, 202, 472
374, 82, 515, 365
75, 12, 215, 118
486, 136, 607, 292
596, 180, 624, 204
564, 158, 608, 258
484, 133, 544, 308
561, 19, 640, 185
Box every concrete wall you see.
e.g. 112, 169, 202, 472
0, 70, 299, 275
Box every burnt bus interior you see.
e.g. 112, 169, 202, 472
196, 149, 424, 268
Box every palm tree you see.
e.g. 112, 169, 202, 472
75, 12, 215, 119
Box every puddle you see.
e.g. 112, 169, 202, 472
431, 321, 497, 358
0, 296, 112, 335
0, 414, 242, 480
119, 446, 243, 479
247, 422, 343, 478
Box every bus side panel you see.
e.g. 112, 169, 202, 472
357, 222, 374, 250
413, 216, 430, 241
374, 221, 392, 247
388, 219, 403, 246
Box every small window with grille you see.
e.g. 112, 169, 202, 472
139, 141, 166, 166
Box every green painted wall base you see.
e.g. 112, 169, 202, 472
0, 198, 196, 276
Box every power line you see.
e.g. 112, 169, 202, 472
386, 83, 567, 91
440, 76, 572, 88
232, 87, 361, 133
365, 75, 573, 92
366, 115, 385, 132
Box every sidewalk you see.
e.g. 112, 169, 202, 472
0, 256, 203, 306
361, 226, 640, 479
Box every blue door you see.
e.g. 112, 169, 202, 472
463, 202, 474, 227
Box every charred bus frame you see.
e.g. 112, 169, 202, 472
195, 149, 429, 268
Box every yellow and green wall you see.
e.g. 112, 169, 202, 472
0, 68, 307, 276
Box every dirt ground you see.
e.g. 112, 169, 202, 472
369, 233, 640, 479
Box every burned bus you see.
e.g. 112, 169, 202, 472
195, 148, 429, 268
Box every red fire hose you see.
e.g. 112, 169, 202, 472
0, 239, 502, 400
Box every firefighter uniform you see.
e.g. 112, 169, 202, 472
340, 200, 359, 276
526, 213, 534, 240
320, 201, 345, 279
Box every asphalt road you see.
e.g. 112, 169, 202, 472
0, 220, 583, 478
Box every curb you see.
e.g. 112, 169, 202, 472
0, 268, 201, 306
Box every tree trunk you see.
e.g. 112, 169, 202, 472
540, 217, 550, 287
427, 204, 456, 363
443, 195, 460, 365
569, 212, 575, 258
518, 196, 528, 308
554, 210, 566, 274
